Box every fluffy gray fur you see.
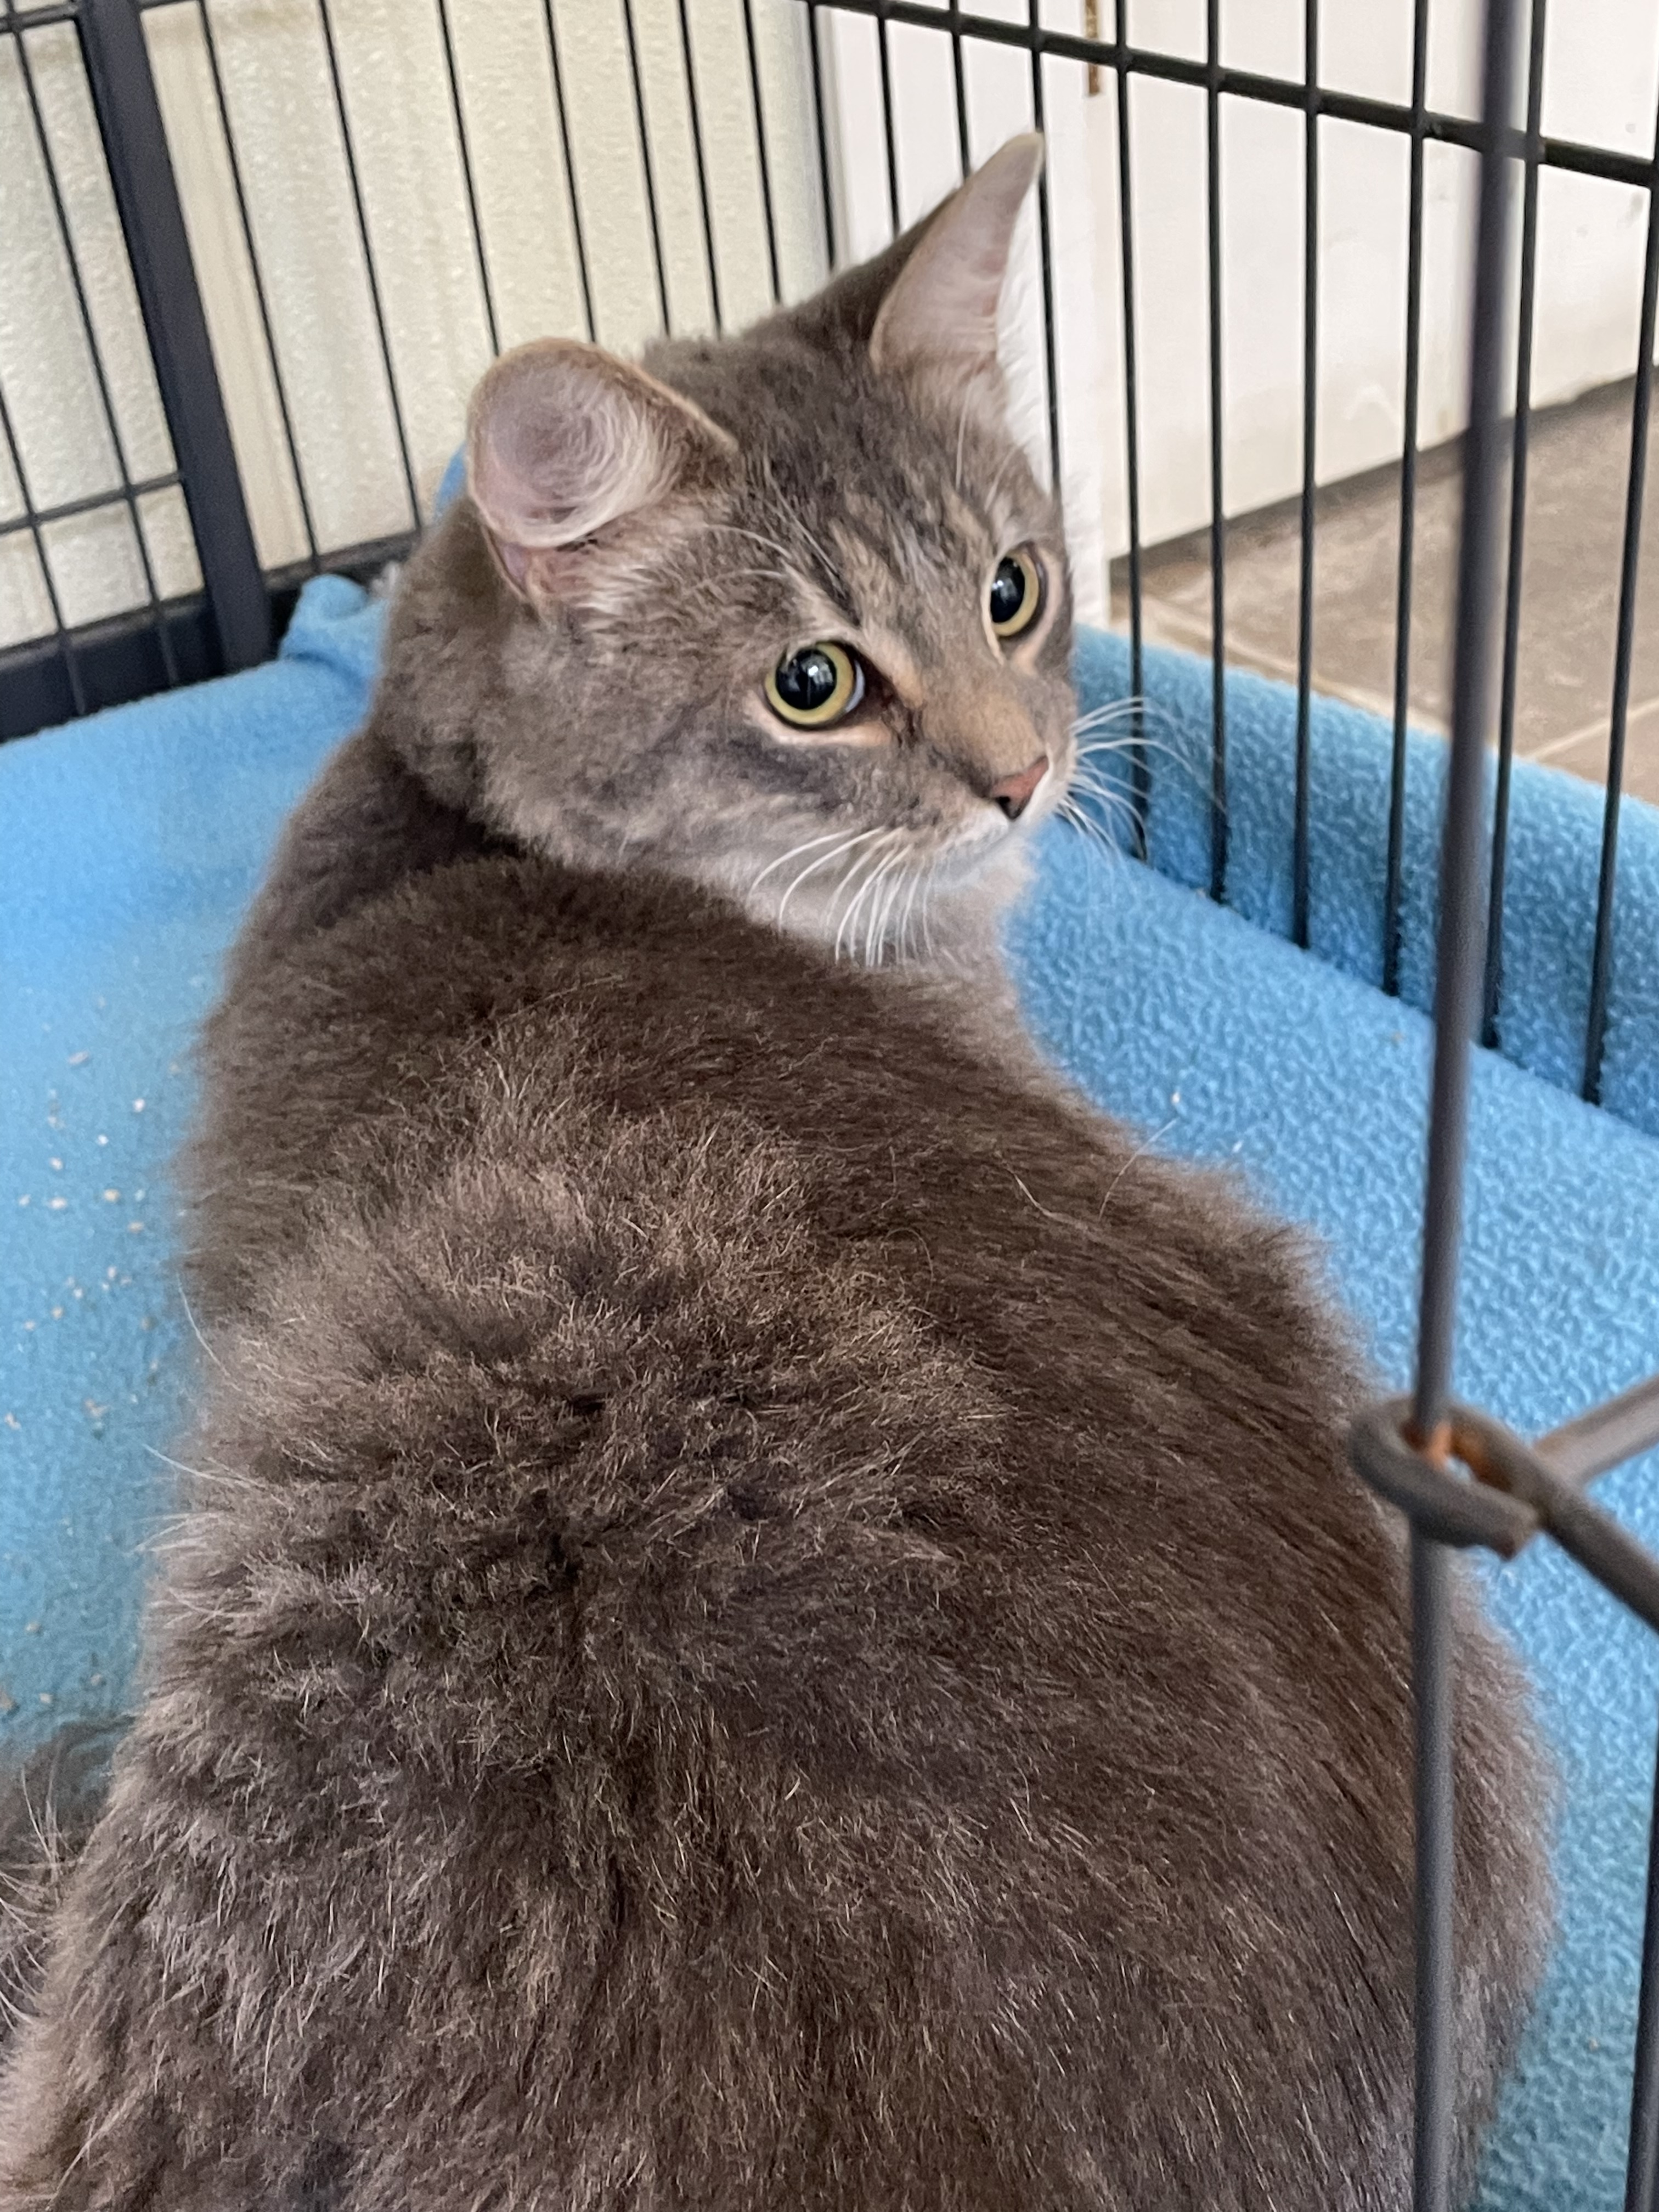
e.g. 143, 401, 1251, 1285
0, 141, 1548, 2210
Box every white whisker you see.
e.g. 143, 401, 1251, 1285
704, 522, 807, 571
1071, 695, 1184, 735
902, 858, 929, 964
775, 828, 884, 928
1063, 791, 1141, 846
854, 856, 891, 967
1067, 768, 1146, 815
1075, 732, 1182, 763
867, 849, 910, 967
1097, 1116, 1182, 1217
750, 827, 859, 896
880, 853, 914, 964
834, 834, 901, 964
1072, 696, 1154, 731
979, 443, 1024, 516
1057, 794, 1133, 864
833, 840, 895, 964
789, 509, 843, 590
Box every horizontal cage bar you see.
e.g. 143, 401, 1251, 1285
804, 0, 1659, 191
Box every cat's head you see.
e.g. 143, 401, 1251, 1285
394, 135, 1075, 967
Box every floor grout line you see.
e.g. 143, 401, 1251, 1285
1523, 690, 1659, 765
1121, 595, 1452, 736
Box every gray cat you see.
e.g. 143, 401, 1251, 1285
0, 139, 1547, 2210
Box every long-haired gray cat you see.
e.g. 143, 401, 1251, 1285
0, 139, 1547, 2210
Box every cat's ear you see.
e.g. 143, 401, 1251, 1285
466, 340, 735, 610
868, 134, 1043, 382
777, 134, 1043, 371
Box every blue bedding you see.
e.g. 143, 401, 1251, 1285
3, 573, 1658, 2209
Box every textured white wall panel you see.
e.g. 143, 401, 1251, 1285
1, 0, 825, 649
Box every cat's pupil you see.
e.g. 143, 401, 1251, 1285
990, 556, 1028, 628
775, 648, 840, 714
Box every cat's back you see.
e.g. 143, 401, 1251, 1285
191, 842, 1321, 1353
3, 851, 1543, 2211
180, 851, 1480, 1953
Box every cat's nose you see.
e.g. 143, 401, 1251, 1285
989, 754, 1050, 821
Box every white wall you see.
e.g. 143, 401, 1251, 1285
0, 0, 825, 650
1097, 0, 1659, 549
828, 0, 1659, 579
1, 16, 200, 648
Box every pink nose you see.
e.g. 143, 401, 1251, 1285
989, 754, 1050, 821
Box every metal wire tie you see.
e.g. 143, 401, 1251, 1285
1350, 1396, 1659, 1634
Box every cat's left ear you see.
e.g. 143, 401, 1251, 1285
868, 134, 1043, 388
466, 339, 735, 611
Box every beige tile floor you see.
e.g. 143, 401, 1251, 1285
1110, 376, 1659, 807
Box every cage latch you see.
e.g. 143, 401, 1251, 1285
1350, 1395, 1659, 1635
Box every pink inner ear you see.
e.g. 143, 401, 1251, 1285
870, 133, 1043, 377
488, 416, 586, 544
472, 362, 663, 554
465, 340, 736, 608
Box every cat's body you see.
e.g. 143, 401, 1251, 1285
0, 142, 1548, 2208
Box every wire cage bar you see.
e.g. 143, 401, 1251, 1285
3, 10, 1659, 2199
1406, 4, 1524, 2197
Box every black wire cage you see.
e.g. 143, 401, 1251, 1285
4, 2, 1659, 2208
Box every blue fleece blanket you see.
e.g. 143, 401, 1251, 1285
1063, 627, 1659, 1138
3, 575, 1658, 2211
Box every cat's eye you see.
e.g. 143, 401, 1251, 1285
989, 548, 1043, 641
765, 641, 865, 730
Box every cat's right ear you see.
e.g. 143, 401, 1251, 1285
777, 134, 1042, 375
466, 340, 735, 611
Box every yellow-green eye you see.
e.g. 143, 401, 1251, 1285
989, 547, 1043, 640
765, 641, 864, 729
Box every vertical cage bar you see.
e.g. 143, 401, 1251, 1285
1583, 81, 1659, 1104
1624, 1718, 1659, 2212
1385, 0, 1431, 996
540, 0, 597, 342
876, 10, 900, 236
1026, 2, 1060, 489
1409, 7, 1522, 2202
1205, 0, 1227, 902
75, 0, 267, 670
805, 0, 837, 270
12, 0, 181, 685
739, 0, 781, 303
675, 0, 723, 331
0, 380, 88, 718
434, 0, 500, 358
1415, 2, 1519, 1441
1482, 0, 1547, 1048
1114, 0, 1148, 856
1293, 0, 1319, 950
619, 0, 673, 334
314, 0, 421, 531
947, 0, 970, 178
194, 0, 319, 568
1411, 1530, 1457, 2212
